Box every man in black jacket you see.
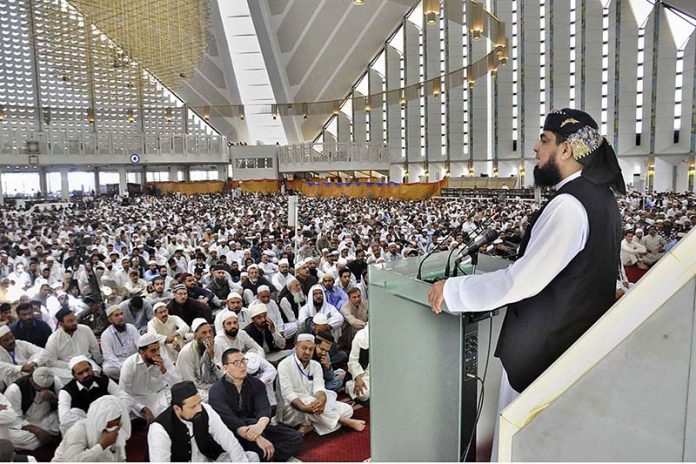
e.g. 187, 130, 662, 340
209, 348, 302, 462
428, 108, 624, 458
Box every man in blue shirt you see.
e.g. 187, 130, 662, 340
321, 275, 347, 311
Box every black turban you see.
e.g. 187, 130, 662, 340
55, 307, 73, 322
543, 108, 626, 195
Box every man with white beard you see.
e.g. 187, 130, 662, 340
278, 278, 306, 323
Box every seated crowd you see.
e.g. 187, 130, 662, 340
0, 188, 692, 461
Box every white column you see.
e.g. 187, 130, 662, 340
60, 168, 69, 201
118, 166, 128, 196
94, 167, 101, 195
38, 167, 48, 197
217, 165, 228, 181
0, 171, 4, 206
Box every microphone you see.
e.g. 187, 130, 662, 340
459, 229, 499, 257
452, 229, 500, 276
444, 212, 499, 278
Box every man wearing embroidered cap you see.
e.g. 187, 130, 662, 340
176, 319, 223, 402
429, 108, 623, 457
118, 332, 181, 423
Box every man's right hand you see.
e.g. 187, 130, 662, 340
165, 333, 177, 344
266, 319, 276, 333
354, 374, 367, 396
141, 407, 156, 424
99, 427, 120, 449
21, 362, 37, 373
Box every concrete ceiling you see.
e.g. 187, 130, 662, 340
249, 0, 419, 143
664, 1, 696, 21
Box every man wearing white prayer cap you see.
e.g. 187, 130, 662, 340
3, 367, 62, 450
57, 355, 120, 434
213, 292, 250, 335
176, 319, 223, 403
0, 324, 45, 392
276, 334, 365, 436
271, 258, 292, 293
118, 332, 181, 423
213, 312, 265, 367
147, 301, 191, 363
53, 395, 130, 461
252, 285, 298, 341
243, 304, 291, 364
100, 305, 140, 381
297, 285, 344, 340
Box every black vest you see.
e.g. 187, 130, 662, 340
62, 375, 111, 413
244, 324, 280, 352
14, 375, 56, 414
495, 176, 621, 392
154, 406, 225, 462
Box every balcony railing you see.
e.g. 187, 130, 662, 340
278, 142, 389, 171
0, 130, 228, 158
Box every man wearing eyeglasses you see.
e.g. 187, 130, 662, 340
209, 348, 303, 462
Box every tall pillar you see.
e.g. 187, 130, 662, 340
118, 166, 128, 196
0, 171, 4, 206
94, 167, 100, 195
60, 168, 69, 201
38, 167, 48, 197
217, 164, 228, 181
141, 166, 147, 186
182, 166, 191, 182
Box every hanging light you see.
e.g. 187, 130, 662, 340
302, 103, 308, 119
424, 0, 440, 25
332, 101, 340, 116
271, 104, 278, 120
87, 108, 95, 123
165, 107, 173, 122
400, 92, 407, 108
203, 106, 210, 121
433, 80, 441, 98
239, 106, 245, 120
0, 105, 5, 121
365, 97, 371, 112
127, 109, 135, 124
353, 0, 365, 4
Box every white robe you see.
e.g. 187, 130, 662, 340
40, 325, 103, 384
175, 341, 224, 403
100, 324, 140, 380
0, 341, 44, 392
345, 326, 370, 402
118, 352, 181, 418
4, 379, 62, 450
57, 378, 120, 435
147, 315, 190, 363
276, 355, 353, 436
213, 332, 265, 365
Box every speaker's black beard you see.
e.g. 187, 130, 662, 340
534, 158, 562, 187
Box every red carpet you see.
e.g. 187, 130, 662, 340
294, 400, 371, 462
624, 265, 648, 283
25, 403, 370, 462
